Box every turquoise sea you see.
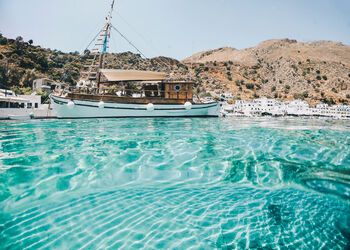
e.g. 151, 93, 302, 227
0, 118, 349, 249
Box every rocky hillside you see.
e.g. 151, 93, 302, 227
1, 34, 349, 105
0, 34, 188, 94
184, 39, 350, 105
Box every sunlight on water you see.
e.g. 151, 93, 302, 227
0, 118, 349, 249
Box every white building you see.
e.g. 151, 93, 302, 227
219, 92, 234, 102
286, 100, 310, 116
221, 97, 350, 119
32, 78, 63, 93
228, 98, 286, 116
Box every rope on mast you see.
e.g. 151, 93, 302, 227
84, 28, 104, 54
111, 24, 174, 72
111, 25, 148, 59
110, 1, 174, 72
115, 12, 175, 70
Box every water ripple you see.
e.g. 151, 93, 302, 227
1, 187, 349, 249
0, 118, 350, 248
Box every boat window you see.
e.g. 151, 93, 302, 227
10, 103, 19, 108
174, 85, 181, 92
27, 103, 32, 109
0, 101, 7, 108
35, 103, 39, 108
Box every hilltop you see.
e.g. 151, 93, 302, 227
183, 39, 350, 105
1, 34, 349, 105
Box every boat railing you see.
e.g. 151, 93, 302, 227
59, 86, 192, 100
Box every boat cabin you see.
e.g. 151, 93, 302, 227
163, 81, 193, 100
68, 69, 194, 104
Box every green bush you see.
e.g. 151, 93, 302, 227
293, 93, 307, 99
271, 86, 276, 92
0, 35, 7, 45
322, 97, 335, 106
194, 68, 201, 75
246, 83, 254, 90
11, 86, 32, 95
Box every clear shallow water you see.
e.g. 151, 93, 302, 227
0, 117, 349, 249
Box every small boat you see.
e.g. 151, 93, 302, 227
50, 1, 220, 118
0, 89, 50, 119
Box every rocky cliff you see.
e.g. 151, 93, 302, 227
183, 39, 350, 105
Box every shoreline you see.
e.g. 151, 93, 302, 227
0, 115, 349, 121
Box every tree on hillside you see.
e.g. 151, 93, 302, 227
15, 36, 24, 43
0, 33, 7, 45
20, 69, 38, 87
28, 39, 33, 45
15, 36, 25, 55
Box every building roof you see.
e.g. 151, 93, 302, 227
0, 96, 30, 103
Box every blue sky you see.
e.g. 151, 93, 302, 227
0, 0, 349, 59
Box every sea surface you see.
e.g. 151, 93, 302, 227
0, 118, 349, 249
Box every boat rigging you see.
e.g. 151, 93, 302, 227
50, 0, 220, 118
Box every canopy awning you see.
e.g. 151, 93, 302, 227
0, 96, 30, 103
100, 69, 167, 82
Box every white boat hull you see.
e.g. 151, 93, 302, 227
0, 106, 56, 120
50, 95, 220, 118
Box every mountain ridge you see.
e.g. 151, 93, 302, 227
182, 38, 350, 105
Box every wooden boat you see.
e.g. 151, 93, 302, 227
50, 1, 220, 118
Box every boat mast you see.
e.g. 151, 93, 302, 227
97, 0, 115, 88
